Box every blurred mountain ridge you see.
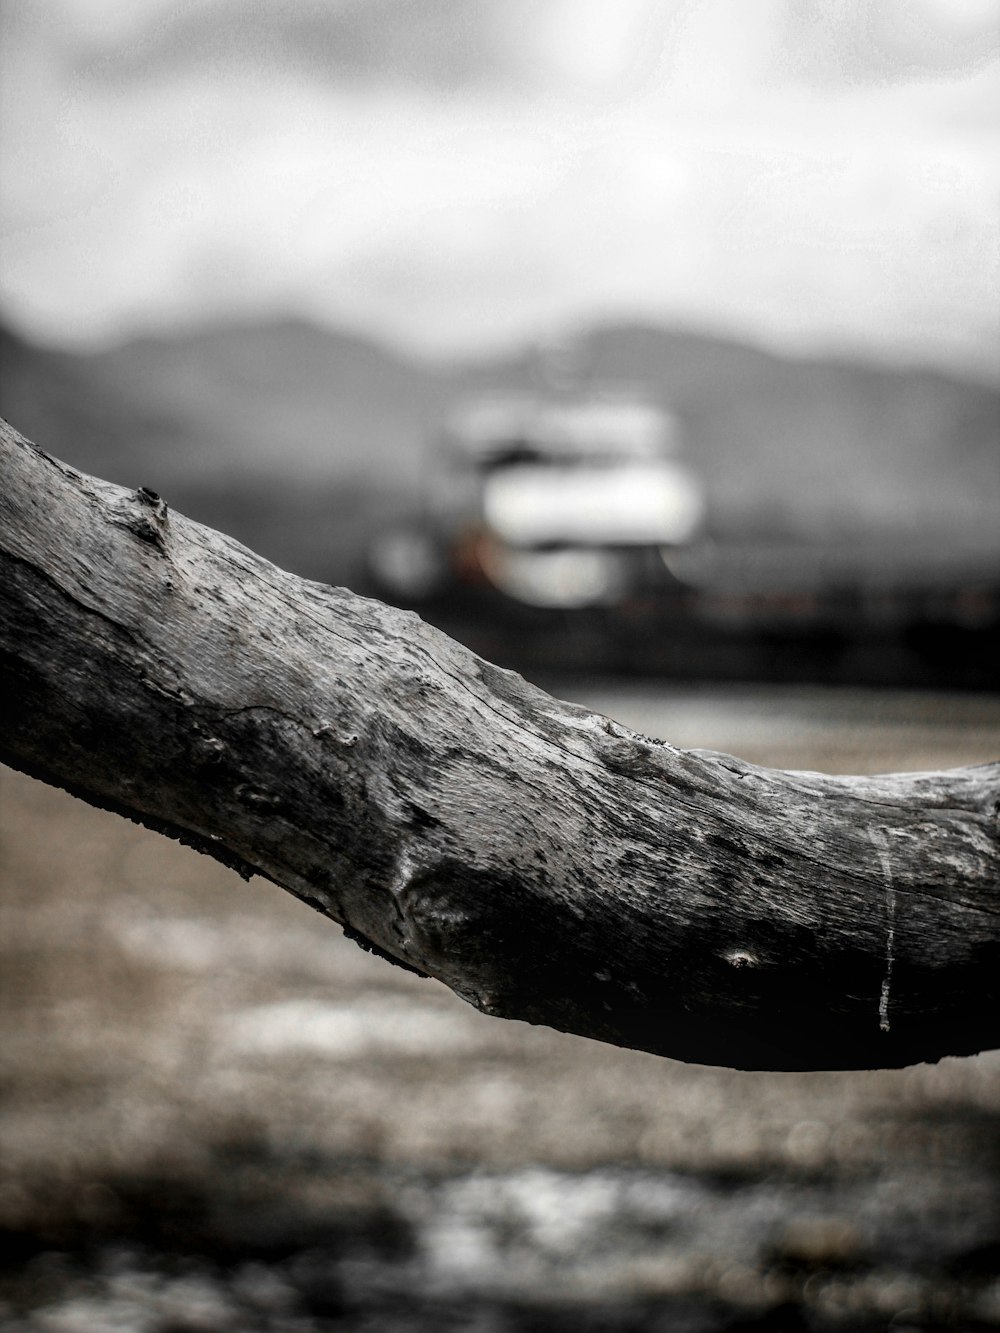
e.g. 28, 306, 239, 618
2, 315, 997, 583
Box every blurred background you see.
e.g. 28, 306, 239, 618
1, 1, 999, 1329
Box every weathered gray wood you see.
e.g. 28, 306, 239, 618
1, 417, 998, 1070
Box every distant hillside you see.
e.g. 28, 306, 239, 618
0, 319, 454, 581
2, 316, 998, 582
0, 319, 446, 490
453, 324, 1000, 548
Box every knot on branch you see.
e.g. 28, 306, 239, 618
114, 486, 170, 549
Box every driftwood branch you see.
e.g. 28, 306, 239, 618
1, 417, 998, 1070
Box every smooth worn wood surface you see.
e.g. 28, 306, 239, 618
1, 417, 998, 1070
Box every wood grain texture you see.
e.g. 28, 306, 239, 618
1, 417, 998, 1070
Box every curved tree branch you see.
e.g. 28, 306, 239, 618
1, 417, 998, 1070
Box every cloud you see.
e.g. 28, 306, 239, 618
0, 0, 997, 378
778, 0, 1000, 86
63, 0, 541, 93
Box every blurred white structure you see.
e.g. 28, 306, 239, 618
370, 394, 706, 608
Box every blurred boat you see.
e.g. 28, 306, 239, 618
368, 392, 706, 608
367, 393, 999, 688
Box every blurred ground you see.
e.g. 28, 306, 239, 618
1, 684, 999, 1332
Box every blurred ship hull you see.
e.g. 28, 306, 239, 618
373, 538, 999, 690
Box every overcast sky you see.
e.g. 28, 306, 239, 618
1, 0, 998, 377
